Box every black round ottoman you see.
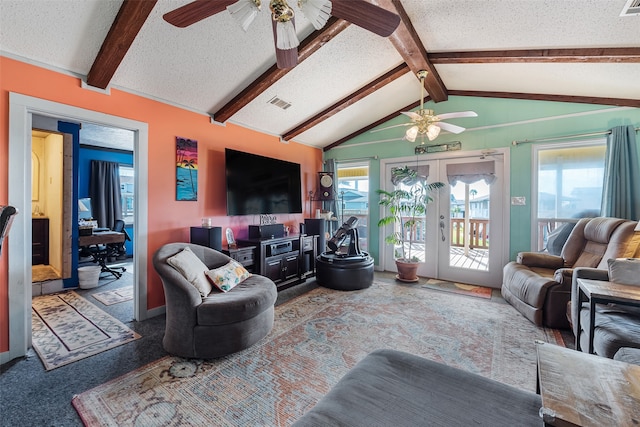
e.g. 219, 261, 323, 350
316, 252, 374, 291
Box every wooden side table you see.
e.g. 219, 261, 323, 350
576, 278, 640, 354
536, 341, 640, 426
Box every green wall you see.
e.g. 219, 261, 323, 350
324, 96, 640, 264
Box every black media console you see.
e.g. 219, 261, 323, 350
237, 234, 318, 291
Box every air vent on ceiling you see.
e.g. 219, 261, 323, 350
621, 0, 640, 16
268, 96, 292, 110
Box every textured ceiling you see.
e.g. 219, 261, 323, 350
1, 0, 639, 150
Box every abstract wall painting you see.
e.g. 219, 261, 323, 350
176, 137, 198, 201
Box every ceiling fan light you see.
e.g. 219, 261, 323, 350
227, 0, 261, 32
405, 126, 418, 142
426, 124, 441, 141
276, 20, 300, 49
298, 0, 332, 30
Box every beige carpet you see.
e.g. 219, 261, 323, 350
32, 291, 140, 370
73, 280, 564, 426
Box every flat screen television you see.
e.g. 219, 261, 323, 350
225, 148, 303, 216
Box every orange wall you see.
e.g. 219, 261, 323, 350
0, 56, 323, 352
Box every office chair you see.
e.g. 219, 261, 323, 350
109, 219, 131, 260
85, 220, 130, 279
0, 205, 18, 256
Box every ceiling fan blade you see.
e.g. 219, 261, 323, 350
436, 122, 466, 134
271, 20, 298, 69
436, 111, 478, 120
331, 0, 401, 37
370, 123, 410, 133
401, 111, 422, 120
163, 0, 236, 28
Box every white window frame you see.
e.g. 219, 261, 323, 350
531, 138, 607, 251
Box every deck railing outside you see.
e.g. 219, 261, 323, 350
394, 217, 490, 249
536, 217, 580, 251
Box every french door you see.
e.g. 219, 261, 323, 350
381, 153, 506, 287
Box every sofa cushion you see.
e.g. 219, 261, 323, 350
579, 304, 640, 358
292, 349, 542, 427
608, 258, 640, 286
166, 246, 212, 297
205, 260, 251, 292
197, 275, 277, 326
614, 347, 640, 365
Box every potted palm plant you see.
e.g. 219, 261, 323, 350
377, 166, 444, 282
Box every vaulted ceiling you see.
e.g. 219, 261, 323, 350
1, 0, 639, 151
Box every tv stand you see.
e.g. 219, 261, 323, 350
237, 234, 317, 291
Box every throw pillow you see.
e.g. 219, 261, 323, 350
607, 258, 640, 286
166, 246, 212, 297
205, 260, 252, 292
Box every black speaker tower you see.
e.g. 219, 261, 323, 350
304, 218, 326, 254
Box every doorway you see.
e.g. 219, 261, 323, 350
379, 150, 508, 287
4, 93, 150, 364
30, 129, 72, 290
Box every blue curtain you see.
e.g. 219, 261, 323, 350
601, 125, 640, 219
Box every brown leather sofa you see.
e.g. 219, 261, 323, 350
502, 217, 639, 329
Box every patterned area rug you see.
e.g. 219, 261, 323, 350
92, 287, 134, 305
72, 281, 563, 426
32, 291, 141, 370
422, 278, 493, 299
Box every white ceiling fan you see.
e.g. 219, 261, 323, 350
375, 70, 477, 143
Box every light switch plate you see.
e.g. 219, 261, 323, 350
511, 196, 526, 206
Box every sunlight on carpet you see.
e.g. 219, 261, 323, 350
73, 281, 564, 426
422, 278, 493, 299
32, 291, 140, 370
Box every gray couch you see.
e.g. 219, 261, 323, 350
292, 349, 542, 427
570, 266, 640, 359
153, 242, 277, 359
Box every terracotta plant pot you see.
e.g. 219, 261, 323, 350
395, 259, 419, 282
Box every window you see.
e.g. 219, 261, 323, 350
337, 163, 369, 251
533, 140, 606, 250
120, 165, 134, 224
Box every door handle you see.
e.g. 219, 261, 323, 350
439, 220, 446, 242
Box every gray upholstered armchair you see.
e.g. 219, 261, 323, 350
153, 242, 277, 359
502, 217, 639, 329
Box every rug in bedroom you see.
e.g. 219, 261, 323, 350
92, 287, 134, 305
32, 291, 140, 370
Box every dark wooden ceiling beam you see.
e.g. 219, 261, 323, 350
211, 17, 350, 123
323, 99, 422, 152
429, 48, 640, 64
283, 63, 410, 141
86, 0, 157, 90
373, 0, 448, 102
449, 90, 640, 108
